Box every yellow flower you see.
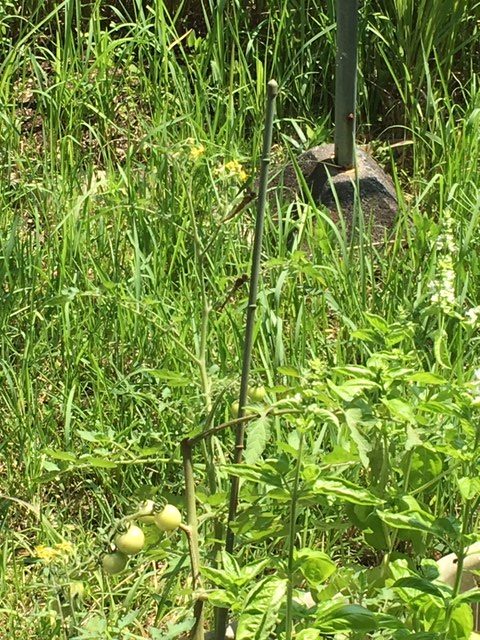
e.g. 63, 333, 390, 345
186, 138, 205, 160
218, 159, 248, 182
35, 545, 60, 563
35, 541, 74, 563
55, 541, 74, 555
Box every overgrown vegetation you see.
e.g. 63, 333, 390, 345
1, 1, 480, 639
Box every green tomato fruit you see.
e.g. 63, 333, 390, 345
154, 504, 182, 532
230, 400, 240, 417
102, 551, 128, 574
248, 385, 266, 402
114, 525, 145, 555
137, 499, 156, 524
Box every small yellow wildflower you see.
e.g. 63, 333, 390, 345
35, 545, 60, 563
186, 138, 205, 160
55, 541, 74, 555
35, 541, 74, 563
218, 159, 248, 182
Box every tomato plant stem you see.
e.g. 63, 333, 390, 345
181, 440, 204, 640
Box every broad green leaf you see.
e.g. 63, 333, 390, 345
392, 634, 437, 639
296, 630, 320, 640
236, 577, 287, 640
342, 378, 380, 391
457, 477, 480, 501
345, 409, 372, 468
312, 478, 383, 506
317, 603, 378, 633
393, 577, 445, 599
406, 372, 447, 385
41, 460, 60, 472
377, 510, 434, 534
149, 618, 195, 640
327, 379, 379, 401
333, 365, 373, 377
142, 369, 190, 386
405, 425, 423, 450
452, 588, 480, 606
239, 559, 270, 583
402, 447, 443, 488
382, 397, 415, 423
277, 366, 301, 378
43, 449, 77, 462
201, 566, 236, 590
205, 589, 235, 608
222, 465, 263, 483
449, 602, 473, 639
221, 551, 241, 578
295, 548, 337, 585
82, 456, 117, 469
381, 510, 456, 540
364, 512, 390, 550
76, 430, 101, 443
244, 416, 270, 465
351, 329, 377, 342
322, 446, 359, 465
364, 312, 390, 334
223, 463, 284, 488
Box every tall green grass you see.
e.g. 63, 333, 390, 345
1, 0, 479, 637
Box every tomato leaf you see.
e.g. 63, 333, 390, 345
244, 416, 270, 465
312, 478, 383, 506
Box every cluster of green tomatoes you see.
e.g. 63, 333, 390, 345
230, 385, 266, 417
101, 502, 182, 575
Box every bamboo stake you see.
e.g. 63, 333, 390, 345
214, 78, 278, 640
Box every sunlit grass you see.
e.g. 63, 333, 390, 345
1, 0, 479, 637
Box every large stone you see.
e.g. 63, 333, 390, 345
274, 143, 398, 241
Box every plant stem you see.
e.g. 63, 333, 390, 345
186, 407, 300, 448
181, 439, 204, 640
285, 430, 304, 640
442, 499, 473, 639
215, 78, 278, 640
334, 0, 358, 168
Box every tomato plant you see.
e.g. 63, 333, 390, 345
248, 386, 266, 402
102, 551, 128, 575
155, 504, 182, 532
114, 525, 145, 555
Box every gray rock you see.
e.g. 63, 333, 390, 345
273, 143, 398, 242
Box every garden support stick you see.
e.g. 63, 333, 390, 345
215, 78, 278, 640
334, 0, 358, 168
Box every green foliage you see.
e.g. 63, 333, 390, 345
1, 0, 480, 638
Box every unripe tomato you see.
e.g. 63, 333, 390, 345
248, 385, 266, 402
114, 525, 145, 555
230, 400, 240, 417
154, 504, 182, 532
102, 551, 128, 574
137, 499, 156, 524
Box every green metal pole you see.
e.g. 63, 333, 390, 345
334, 0, 358, 169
